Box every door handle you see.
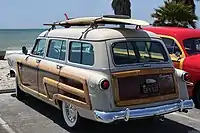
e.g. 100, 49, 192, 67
56, 65, 63, 69
36, 59, 41, 63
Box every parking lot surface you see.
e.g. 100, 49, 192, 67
0, 93, 200, 133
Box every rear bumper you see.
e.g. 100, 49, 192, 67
93, 99, 194, 123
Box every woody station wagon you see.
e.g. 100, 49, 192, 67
7, 15, 194, 128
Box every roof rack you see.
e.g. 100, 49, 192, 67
43, 15, 150, 39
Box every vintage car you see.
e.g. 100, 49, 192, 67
144, 26, 200, 107
7, 15, 194, 128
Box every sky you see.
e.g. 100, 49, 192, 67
1, 0, 200, 29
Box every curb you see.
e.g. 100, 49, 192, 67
0, 89, 15, 94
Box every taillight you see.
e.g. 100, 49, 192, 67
99, 79, 110, 90
182, 73, 190, 82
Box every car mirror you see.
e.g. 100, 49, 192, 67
22, 46, 28, 55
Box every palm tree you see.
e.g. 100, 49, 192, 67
173, 0, 195, 13
173, 0, 199, 13
151, 0, 198, 28
111, 0, 131, 17
173, 0, 199, 27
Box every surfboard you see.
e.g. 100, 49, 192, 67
44, 15, 150, 27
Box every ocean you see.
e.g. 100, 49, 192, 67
0, 29, 47, 51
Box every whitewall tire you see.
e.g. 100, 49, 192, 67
62, 101, 81, 128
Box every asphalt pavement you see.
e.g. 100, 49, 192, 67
0, 125, 9, 133
0, 92, 200, 133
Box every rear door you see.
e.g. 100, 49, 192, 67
37, 38, 67, 100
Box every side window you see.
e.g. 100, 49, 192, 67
69, 42, 94, 66
32, 39, 46, 56
46, 39, 66, 61
161, 37, 182, 55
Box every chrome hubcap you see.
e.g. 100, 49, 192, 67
66, 104, 77, 122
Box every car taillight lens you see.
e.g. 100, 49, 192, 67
100, 79, 110, 90
182, 73, 190, 82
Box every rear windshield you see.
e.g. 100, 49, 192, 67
112, 41, 168, 65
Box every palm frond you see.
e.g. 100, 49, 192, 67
151, 0, 198, 28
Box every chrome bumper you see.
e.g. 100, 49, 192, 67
93, 100, 194, 123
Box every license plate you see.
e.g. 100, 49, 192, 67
141, 84, 159, 94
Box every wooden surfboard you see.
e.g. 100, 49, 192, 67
44, 15, 150, 27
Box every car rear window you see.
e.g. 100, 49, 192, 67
112, 41, 168, 65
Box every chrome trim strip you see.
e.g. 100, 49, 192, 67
186, 81, 194, 87
93, 99, 194, 123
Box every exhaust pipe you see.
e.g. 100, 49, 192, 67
179, 109, 188, 113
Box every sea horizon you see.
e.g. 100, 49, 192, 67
0, 29, 47, 50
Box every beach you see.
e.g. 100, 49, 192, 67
0, 29, 40, 93
0, 59, 15, 93
0, 29, 44, 93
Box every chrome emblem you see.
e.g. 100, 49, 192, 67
145, 79, 156, 84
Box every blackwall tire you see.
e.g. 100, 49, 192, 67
193, 87, 200, 109
15, 76, 26, 100
62, 101, 82, 128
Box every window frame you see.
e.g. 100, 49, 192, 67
158, 35, 186, 58
160, 37, 182, 55
110, 39, 169, 67
183, 37, 200, 56
30, 38, 47, 58
44, 38, 67, 63
68, 41, 94, 66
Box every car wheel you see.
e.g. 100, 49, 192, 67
15, 76, 26, 100
62, 101, 82, 128
146, 115, 164, 123
193, 86, 200, 108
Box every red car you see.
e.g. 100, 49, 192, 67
144, 26, 200, 107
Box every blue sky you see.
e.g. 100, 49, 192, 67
1, 0, 200, 29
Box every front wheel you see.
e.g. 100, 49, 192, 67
15, 76, 26, 100
62, 101, 82, 128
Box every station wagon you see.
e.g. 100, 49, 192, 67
7, 15, 194, 128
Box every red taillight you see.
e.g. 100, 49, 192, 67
182, 73, 190, 82
100, 79, 110, 90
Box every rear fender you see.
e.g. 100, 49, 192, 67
175, 68, 189, 100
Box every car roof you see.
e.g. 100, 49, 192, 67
38, 27, 160, 41
144, 26, 200, 40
